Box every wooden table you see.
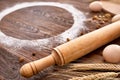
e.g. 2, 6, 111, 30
0, 0, 120, 80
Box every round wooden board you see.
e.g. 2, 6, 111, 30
101, 1, 120, 15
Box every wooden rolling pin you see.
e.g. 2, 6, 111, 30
20, 21, 120, 78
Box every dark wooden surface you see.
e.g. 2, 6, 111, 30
0, 0, 120, 80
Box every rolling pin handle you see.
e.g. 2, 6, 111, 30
20, 54, 55, 78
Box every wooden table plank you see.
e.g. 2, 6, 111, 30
0, 0, 120, 80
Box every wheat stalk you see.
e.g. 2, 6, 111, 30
69, 72, 118, 80
68, 63, 120, 71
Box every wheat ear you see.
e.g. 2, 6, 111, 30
68, 63, 120, 71
69, 72, 118, 80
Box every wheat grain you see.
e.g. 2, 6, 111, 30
68, 63, 120, 71
69, 72, 118, 80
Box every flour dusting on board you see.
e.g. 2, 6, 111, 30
0, 2, 86, 50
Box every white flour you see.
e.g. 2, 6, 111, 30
0, 2, 86, 50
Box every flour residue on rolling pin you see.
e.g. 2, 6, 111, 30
0, 2, 86, 50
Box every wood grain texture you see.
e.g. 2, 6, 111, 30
0, 0, 120, 80
0, 6, 73, 40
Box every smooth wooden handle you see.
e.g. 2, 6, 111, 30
20, 54, 55, 78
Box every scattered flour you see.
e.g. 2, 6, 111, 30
0, 2, 86, 50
